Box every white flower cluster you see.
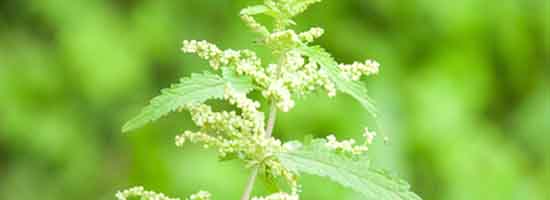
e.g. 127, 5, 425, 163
263, 29, 338, 106
176, 86, 267, 156
338, 59, 380, 81
182, 40, 264, 75
325, 135, 368, 155
182, 39, 336, 112
175, 86, 299, 195
187, 191, 212, 200
252, 192, 300, 200
263, 80, 294, 112
325, 128, 377, 155
240, 14, 270, 36
265, 30, 301, 52
280, 52, 336, 97
262, 158, 300, 194
264, 28, 326, 51
182, 40, 270, 85
224, 85, 262, 121
175, 85, 296, 179
299, 27, 324, 44
116, 186, 180, 200
181, 40, 222, 69
262, 50, 336, 111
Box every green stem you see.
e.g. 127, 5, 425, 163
240, 103, 278, 200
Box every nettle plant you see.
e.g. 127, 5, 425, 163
116, 0, 421, 200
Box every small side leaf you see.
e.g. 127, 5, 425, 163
298, 45, 377, 117
277, 140, 421, 200
240, 5, 271, 16
122, 68, 254, 132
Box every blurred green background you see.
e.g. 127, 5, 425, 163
1, 0, 549, 199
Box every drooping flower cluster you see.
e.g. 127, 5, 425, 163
174, 85, 298, 193
181, 40, 264, 75
182, 38, 336, 112
338, 60, 380, 81
265, 30, 301, 52
325, 128, 377, 155
116, 186, 180, 200
241, 14, 270, 36
325, 135, 368, 155
299, 27, 324, 44
176, 85, 268, 158
116, 186, 211, 200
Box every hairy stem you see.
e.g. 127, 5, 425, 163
241, 167, 259, 200
265, 103, 278, 138
240, 103, 278, 200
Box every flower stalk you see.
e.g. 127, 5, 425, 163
241, 103, 278, 200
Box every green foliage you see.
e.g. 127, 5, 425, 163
277, 140, 421, 200
298, 45, 377, 117
122, 68, 254, 132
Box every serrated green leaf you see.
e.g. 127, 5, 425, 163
277, 140, 421, 200
298, 45, 377, 117
122, 68, 254, 132
221, 67, 255, 90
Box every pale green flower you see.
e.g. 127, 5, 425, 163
325, 131, 375, 155
115, 186, 180, 200
338, 59, 380, 81
299, 27, 324, 43
187, 191, 212, 200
